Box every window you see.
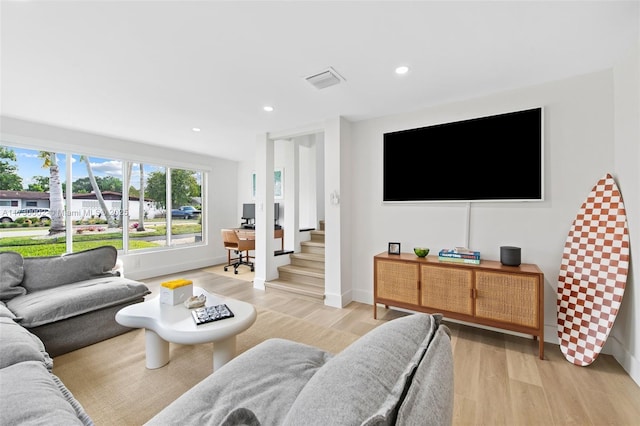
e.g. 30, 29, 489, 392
168, 167, 203, 244
0, 144, 205, 257
126, 162, 167, 251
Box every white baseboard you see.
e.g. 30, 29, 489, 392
324, 288, 352, 308
125, 258, 217, 281
544, 324, 640, 386
253, 278, 265, 290
608, 335, 640, 387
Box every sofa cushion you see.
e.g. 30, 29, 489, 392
0, 251, 26, 301
146, 338, 332, 426
0, 301, 16, 319
7, 277, 150, 328
21, 246, 118, 292
362, 314, 446, 426
282, 313, 445, 426
397, 325, 454, 426
0, 317, 52, 370
0, 361, 93, 426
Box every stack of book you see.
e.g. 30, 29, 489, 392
438, 247, 481, 264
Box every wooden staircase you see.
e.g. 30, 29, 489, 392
265, 221, 325, 301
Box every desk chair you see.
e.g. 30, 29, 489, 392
221, 229, 255, 274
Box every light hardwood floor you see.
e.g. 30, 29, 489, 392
144, 267, 640, 426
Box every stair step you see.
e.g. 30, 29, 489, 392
290, 253, 325, 270
300, 240, 325, 255
290, 259, 324, 270
301, 240, 324, 247
264, 280, 325, 301
290, 252, 325, 261
278, 264, 325, 287
278, 264, 325, 279
310, 230, 325, 243
271, 223, 325, 299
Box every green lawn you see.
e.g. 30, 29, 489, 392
0, 223, 202, 257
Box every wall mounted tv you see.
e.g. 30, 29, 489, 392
383, 107, 543, 203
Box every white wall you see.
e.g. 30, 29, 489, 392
348, 68, 638, 384
611, 40, 639, 383
0, 116, 240, 278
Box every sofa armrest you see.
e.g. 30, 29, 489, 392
113, 259, 124, 277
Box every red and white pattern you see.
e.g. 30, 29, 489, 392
557, 174, 629, 366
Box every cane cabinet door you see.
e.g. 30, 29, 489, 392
375, 259, 420, 305
420, 264, 474, 315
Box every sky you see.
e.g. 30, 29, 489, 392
10, 147, 164, 190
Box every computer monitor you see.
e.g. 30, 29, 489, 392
242, 202, 280, 223
242, 203, 255, 220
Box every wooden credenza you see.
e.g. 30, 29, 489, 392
373, 252, 545, 359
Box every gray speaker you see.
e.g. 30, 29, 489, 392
500, 246, 521, 266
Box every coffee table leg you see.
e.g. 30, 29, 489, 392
145, 329, 170, 369
213, 336, 236, 371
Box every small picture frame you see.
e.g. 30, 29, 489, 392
388, 242, 401, 255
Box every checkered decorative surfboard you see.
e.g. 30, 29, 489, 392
557, 173, 630, 366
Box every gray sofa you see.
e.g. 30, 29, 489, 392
147, 313, 454, 426
0, 316, 94, 425
0, 246, 150, 425
0, 246, 150, 356
0, 250, 453, 425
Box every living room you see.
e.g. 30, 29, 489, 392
1, 1, 639, 424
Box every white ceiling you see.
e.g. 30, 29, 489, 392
1, 1, 638, 162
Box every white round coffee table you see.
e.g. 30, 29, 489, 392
115, 286, 256, 370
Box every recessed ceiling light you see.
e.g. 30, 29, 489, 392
263, 106, 274, 112
395, 66, 409, 75
192, 127, 201, 132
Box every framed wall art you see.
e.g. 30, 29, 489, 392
252, 168, 284, 200
388, 242, 401, 255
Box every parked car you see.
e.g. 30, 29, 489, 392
179, 206, 201, 216
171, 209, 194, 219
0, 208, 51, 223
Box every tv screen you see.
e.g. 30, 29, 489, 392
383, 107, 543, 202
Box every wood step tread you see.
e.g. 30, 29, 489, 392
278, 264, 325, 278
265, 280, 325, 300
290, 252, 325, 261
301, 241, 325, 247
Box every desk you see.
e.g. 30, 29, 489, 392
235, 228, 284, 251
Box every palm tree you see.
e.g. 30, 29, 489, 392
121, 162, 133, 228
39, 152, 65, 235
81, 156, 116, 228
137, 162, 146, 231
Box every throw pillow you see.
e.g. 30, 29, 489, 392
21, 246, 118, 292
0, 251, 26, 302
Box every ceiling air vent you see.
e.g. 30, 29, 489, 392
305, 67, 345, 90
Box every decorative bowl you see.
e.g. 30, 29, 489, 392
414, 247, 430, 258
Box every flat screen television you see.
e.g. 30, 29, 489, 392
383, 107, 543, 203
241, 203, 280, 222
